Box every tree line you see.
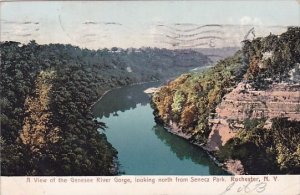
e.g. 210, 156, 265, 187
151, 27, 300, 174
0, 40, 210, 175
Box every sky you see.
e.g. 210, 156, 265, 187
1, 1, 299, 49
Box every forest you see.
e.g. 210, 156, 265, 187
151, 27, 300, 174
0, 41, 210, 175
218, 117, 300, 174
242, 27, 300, 88
152, 51, 247, 143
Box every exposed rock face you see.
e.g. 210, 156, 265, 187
224, 159, 245, 175
206, 119, 238, 151
168, 120, 192, 139
207, 82, 300, 151
289, 63, 300, 82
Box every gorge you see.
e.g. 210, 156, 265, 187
151, 27, 300, 174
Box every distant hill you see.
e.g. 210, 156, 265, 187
194, 47, 240, 63
0, 41, 210, 176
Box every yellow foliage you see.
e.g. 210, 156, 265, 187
20, 70, 60, 151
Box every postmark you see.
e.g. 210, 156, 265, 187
155, 23, 225, 49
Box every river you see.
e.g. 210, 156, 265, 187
92, 82, 228, 175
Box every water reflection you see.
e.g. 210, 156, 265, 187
152, 125, 228, 175
92, 82, 160, 118
92, 82, 227, 175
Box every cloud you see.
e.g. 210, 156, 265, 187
240, 16, 263, 26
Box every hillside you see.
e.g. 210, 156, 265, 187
151, 27, 300, 174
0, 41, 210, 175
195, 47, 240, 63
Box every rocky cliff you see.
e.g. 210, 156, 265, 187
207, 82, 300, 151
151, 27, 300, 174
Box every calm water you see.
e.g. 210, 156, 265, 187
92, 82, 227, 175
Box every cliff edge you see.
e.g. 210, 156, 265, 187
151, 27, 300, 174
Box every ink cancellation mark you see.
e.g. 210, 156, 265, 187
155, 23, 225, 49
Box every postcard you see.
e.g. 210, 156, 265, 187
0, 1, 299, 194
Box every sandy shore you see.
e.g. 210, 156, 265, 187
144, 87, 160, 94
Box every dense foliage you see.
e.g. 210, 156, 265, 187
0, 41, 210, 175
151, 27, 300, 174
217, 118, 300, 174
152, 51, 247, 143
242, 27, 300, 88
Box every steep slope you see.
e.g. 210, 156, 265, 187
207, 82, 300, 151
151, 27, 300, 174
0, 41, 210, 175
20, 70, 60, 150
152, 51, 247, 144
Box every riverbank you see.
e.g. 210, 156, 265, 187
89, 80, 160, 110
90, 80, 161, 175
144, 87, 160, 94
157, 119, 241, 175
92, 81, 227, 175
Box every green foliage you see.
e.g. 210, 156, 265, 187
243, 118, 266, 132
218, 118, 300, 174
271, 118, 300, 173
243, 27, 300, 88
1, 41, 209, 175
171, 91, 186, 113
152, 28, 300, 174
152, 51, 246, 143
